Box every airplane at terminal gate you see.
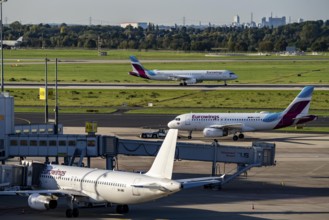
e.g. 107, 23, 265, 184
0, 129, 224, 218
128, 56, 238, 86
168, 86, 317, 141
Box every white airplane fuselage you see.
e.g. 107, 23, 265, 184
146, 70, 237, 82
169, 112, 279, 132
3, 37, 23, 48
40, 164, 181, 204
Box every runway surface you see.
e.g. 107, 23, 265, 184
0, 130, 329, 220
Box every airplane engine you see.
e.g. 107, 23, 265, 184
185, 78, 197, 84
28, 193, 57, 210
203, 128, 228, 137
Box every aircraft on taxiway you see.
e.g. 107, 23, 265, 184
129, 56, 238, 86
168, 86, 317, 141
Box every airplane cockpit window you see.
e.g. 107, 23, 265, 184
175, 118, 180, 121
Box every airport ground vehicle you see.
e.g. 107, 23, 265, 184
140, 129, 167, 138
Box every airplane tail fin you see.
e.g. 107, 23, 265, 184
129, 56, 150, 79
17, 36, 23, 42
274, 86, 316, 129
145, 129, 178, 180
283, 86, 314, 116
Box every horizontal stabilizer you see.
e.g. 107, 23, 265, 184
177, 175, 225, 189
132, 184, 172, 192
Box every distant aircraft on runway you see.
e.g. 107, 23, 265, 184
3, 36, 23, 48
128, 56, 238, 86
168, 86, 317, 141
0, 129, 224, 217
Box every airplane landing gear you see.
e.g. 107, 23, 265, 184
188, 131, 193, 139
116, 204, 129, 214
233, 133, 244, 141
65, 196, 79, 218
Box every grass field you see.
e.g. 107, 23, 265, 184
3, 48, 329, 84
8, 88, 329, 116
5, 60, 329, 84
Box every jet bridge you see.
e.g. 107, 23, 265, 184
102, 137, 276, 186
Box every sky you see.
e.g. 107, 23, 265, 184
3, 0, 329, 26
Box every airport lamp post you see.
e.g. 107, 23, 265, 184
0, 0, 7, 93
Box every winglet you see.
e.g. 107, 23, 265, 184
145, 129, 178, 179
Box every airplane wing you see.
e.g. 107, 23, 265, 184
177, 175, 225, 189
210, 123, 243, 130
0, 189, 88, 197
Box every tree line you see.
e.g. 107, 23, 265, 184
4, 20, 329, 52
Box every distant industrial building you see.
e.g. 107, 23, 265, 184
120, 22, 148, 29
233, 15, 240, 26
261, 16, 286, 28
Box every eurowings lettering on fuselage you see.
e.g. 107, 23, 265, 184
43, 168, 67, 177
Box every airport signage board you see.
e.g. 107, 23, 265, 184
39, 88, 54, 100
